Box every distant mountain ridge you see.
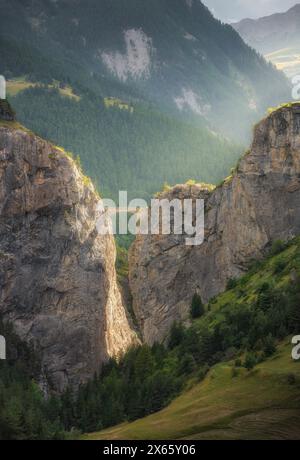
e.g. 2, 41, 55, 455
232, 4, 300, 78
233, 4, 300, 53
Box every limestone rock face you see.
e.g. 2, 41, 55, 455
129, 104, 300, 345
0, 125, 137, 392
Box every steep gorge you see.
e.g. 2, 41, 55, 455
129, 104, 300, 344
1, 103, 300, 393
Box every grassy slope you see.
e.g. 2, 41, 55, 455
6, 78, 80, 101
84, 239, 300, 440
84, 341, 300, 440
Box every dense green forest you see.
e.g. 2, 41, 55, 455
0, 320, 69, 440
1, 237, 299, 439
10, 86, 242, 201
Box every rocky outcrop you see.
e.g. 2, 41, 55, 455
0, 100, 15, 121
129, 103, 300, 345
0, 125, 137, 392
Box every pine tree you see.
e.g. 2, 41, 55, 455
168, 322, 185, 349
190, 293, 205, 319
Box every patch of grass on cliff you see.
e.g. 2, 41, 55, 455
155, 181, 216, 198
267, 101, 300, 115
0, 119, 34, 134
52, 146, 95, 191
7, 78, 80, 101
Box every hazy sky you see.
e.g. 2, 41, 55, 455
202, 0, 298, 23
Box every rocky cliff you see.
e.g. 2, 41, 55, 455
0, 123, 137, 392
129, 103, 300, 344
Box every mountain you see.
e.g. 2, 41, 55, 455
0, 0, 291, 199
0, 115, 137, 392
129, 103, 300, 344
232, 4, 300, 78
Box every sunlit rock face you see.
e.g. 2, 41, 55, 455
0, 125, 137, 392
129, 104, 300, 345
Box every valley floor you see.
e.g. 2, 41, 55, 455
83, 341, 300, 440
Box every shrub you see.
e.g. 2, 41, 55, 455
235, 358, 242, 368
258, 282, 271, 294
168, 322, 185, 349
270, 240, 286, 256
226, 278, 238, 290
196, 364, 210, 382
231, 366, 239, 378
273, 257, 286, 275
179, 353, 196, 375
263, 334, 276, 357
244, 352, 257, 371
163, 182, 171, 192
190, 293, 205, 319
186, 179, 196, 186
256, 284, 275, 312
224, 347, 237, 361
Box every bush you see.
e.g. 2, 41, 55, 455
258, 282, 271, 294
231, 366, 239, 378
190, 293, 205, 319
244, 352, 257, 371
168, 322, 185, 349
256, 284, 275, 312
179, 353, 196, 375
270, 240, 286, 256
226, 278, 238, 290
196, 365, 210, 382
263, 334, 276, 357
186, 179, 196, 186
224, 347, 237, 361
235, 358, 242, 368
273, 258, 286, 275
